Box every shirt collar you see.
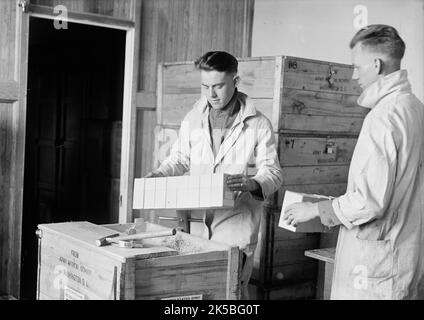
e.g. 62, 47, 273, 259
357, 69, 411, 109
197, 90, 257, 122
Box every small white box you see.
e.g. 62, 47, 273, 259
278, 190, 332, 233
199, 174, 212, 208
210, 173, 234, 208
176, 175, 190, 209
165, 177, 179, 208
154, 177, 167, 208
143, 178, 156, 209
132, 178, 145, 209
186, 175, 200, 208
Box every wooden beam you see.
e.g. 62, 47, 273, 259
136, 91, 156, 110
28, 4, 135, 30
119, 0, 141, 224
272, 56, 284, 133
226, 246, 241, 299
0, 81, 19, 102
242, 0, 255, 57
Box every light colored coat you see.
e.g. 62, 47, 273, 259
330, 70, 424, 299
157, 91, 283, 250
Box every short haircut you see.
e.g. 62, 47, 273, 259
194, 51, 238, 74
350, 24, 405, 60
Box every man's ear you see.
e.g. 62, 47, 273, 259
233, 75, 240, 86
374, 58, 383, 75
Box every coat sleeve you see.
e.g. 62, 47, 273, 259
156, 117, 191, 176
331, 115, 398, 229
251, 117, 283, 201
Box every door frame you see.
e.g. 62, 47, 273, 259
26, 3, 141, 224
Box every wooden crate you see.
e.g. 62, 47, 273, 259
36, 221, 241, 300
156, 56, 366, 132
153, 56, 366, 168
152, 55, 367, 299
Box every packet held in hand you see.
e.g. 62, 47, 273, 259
279, 190, 334, 233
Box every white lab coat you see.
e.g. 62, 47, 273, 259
330, 70, 424, 299
157, 91, 283, 250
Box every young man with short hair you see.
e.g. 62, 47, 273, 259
284, 25, 424, 299
147, 51, 283, 299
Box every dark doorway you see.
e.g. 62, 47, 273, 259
21, 18, 126, 299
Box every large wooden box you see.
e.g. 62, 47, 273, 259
149, 55, 368, 299
36, 221, 241, 300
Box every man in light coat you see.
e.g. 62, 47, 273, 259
147, 51, 283, 299
283, 24, 424, 299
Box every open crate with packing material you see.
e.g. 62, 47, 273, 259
36, 220, 241, 300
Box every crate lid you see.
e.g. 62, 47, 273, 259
37, 221, 178, 262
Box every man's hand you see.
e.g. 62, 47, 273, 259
226, 174, 260, 192
283, 202, 319, 227
144, 170, 164, 178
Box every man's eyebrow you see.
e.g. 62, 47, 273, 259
201, 82, 226, 87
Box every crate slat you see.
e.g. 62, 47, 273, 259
279, 136, 358, 166
282, 165, 349, 185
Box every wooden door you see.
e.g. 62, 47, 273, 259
24, 38, 86, 223
0, 0, 29, 298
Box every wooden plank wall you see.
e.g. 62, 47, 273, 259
135, 0, 255, 177
0, 0, 28, 297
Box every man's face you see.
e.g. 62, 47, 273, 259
351, 43, 380, 90
200, 70, 237, 110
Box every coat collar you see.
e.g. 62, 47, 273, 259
357, 70, 411, 109
194, 91, 257, 167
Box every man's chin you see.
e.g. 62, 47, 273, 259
210, 103, 224, 110
360, 79, 379, 91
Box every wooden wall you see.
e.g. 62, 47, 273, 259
134, 0, 255, 177
0, 0, 29, 297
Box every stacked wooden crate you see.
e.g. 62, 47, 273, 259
151, 56, 368, 299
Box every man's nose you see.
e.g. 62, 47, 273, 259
209, 88, 217, 97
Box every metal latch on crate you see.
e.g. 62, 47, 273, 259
325, 138, 337, 155
326, 64, 336, 88
35, 229, 43, 239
